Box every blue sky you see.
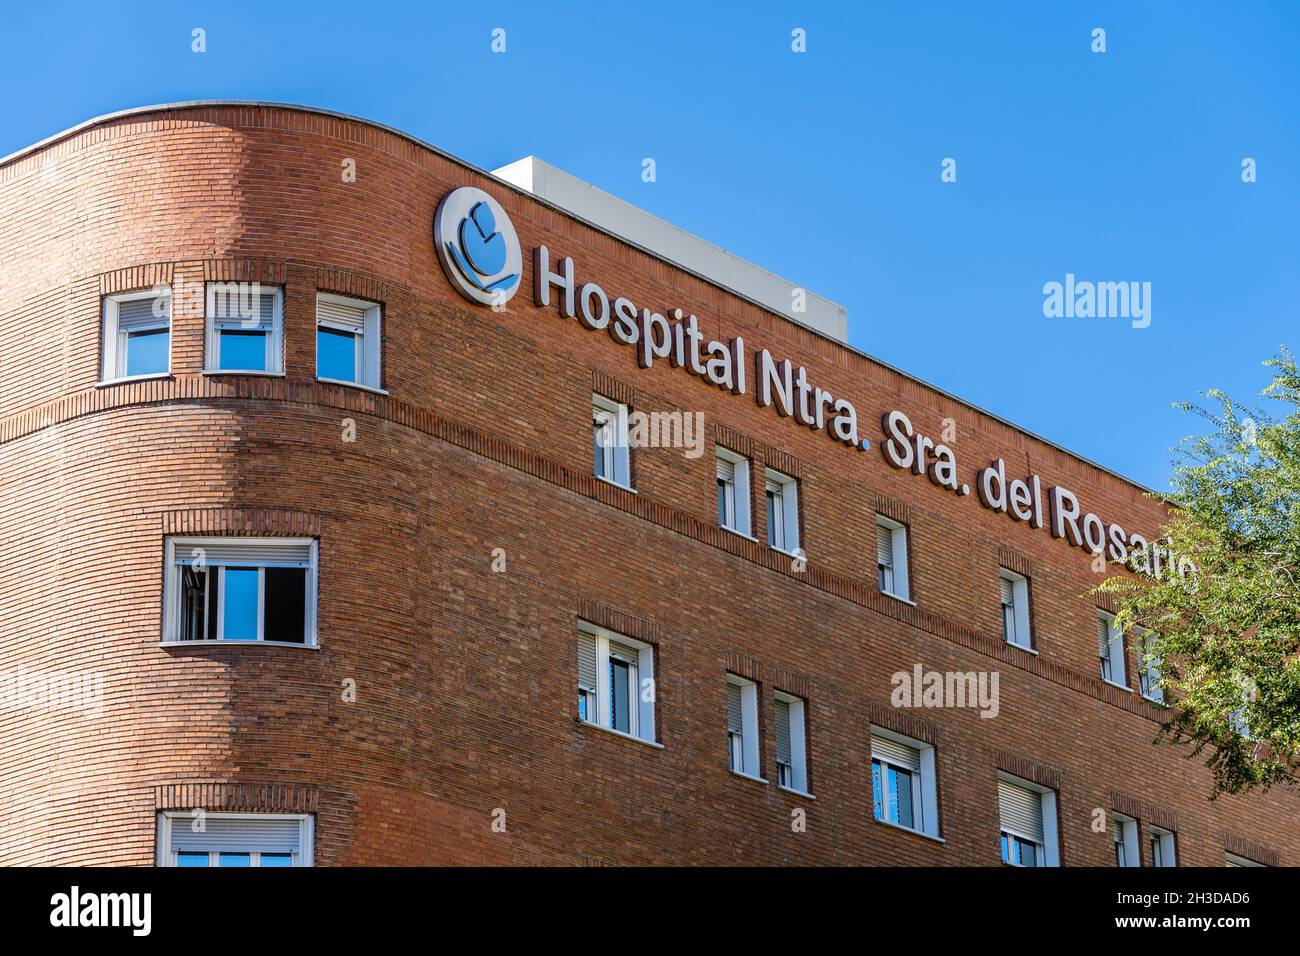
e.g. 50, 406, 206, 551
3, 1, 1296, 490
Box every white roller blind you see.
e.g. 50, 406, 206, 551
1000, 577, 1015, 607
775, 699, 792, 766
876, 524, 893, 568
1097, 614, 1112, 658
170, 815, 303, 854
118, 295, 168, 331
317, 297, 367, 333
872, 734, 920, 771
211, 286, 278, 328
577, 632, 598, 690
726, 682, 743, 734
998, 779, 1044, 843
172, 539, 312, 567
716, 457, 734, 482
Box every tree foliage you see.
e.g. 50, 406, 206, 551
1099, 349, 1300, 797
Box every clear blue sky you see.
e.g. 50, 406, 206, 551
4, 1, 1296, 490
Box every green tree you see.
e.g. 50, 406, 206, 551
1099, 349, 1300, 797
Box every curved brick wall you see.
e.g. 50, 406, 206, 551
0, 104, 1293, 866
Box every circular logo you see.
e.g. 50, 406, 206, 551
434, 187, 522, 306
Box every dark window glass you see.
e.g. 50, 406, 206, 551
610, 658, 631, 733
222, 568, 259, 640
206, 569, 221, 641
264, 568, 307, 643
218, 329, 268, 371
127, 328, 169, 376
317, 327, 357, 382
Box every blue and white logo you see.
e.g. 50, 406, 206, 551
434, 187, 522, 306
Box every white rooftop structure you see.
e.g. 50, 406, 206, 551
492, 156, 849, 343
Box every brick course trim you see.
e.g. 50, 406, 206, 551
1223, 832, 1280, 867
2, 383, 1173, 724
154, 782, 320, 814
994, 750, 1062, 791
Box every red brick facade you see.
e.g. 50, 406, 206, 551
0, 103, 1293, 866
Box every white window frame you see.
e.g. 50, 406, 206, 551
592, 394, 632, 490
1149, 825, 1177, 867
999, 569, 1033, 650
726, 674, 762, 781
578, 622, 655, 744
1137, 626, 1164, 703
715, 447, 752, 537
205, 282, 285, 374
1112, 813, 1140, 867
997, 771, 1059, 867
162, 536, 319, 647
102, 287, 172, 382
876, 515, 911, 602
157, 811, 313, 867
765, 468, 801, 557
316, 291, 383, 391
1098, 610, 1128, 688
774, 690, 810, 795
871, 728, 939, 838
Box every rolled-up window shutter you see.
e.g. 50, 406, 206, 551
876, 524, 893, 568
118, 296, 168, 331
171, 815, 303, 854
726, 682, 743, 734
998, 779, 1044, 843
1000, 577, 1015, 607
1097, 615, 1112, 658
317, 297, 367, 333
775, 699, 792, 766
716, 457, 734, 482
871, 734, 920, 771
577, 632, 598, 691
173, 540, 312, 568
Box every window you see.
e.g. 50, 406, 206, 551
164, 537, 317, 645
577, 623, 655, 743
876, 516, 910, 601
998, 773, 1059, 866
1150, 826, 1177, 867
715, 448, 752, 536
592, 394, 631, 488
158, 812, 313, 867
1230, 677, 1255, 738
774, 691, 810, 794
1137, 627, 1163, 703
999, 570, 1032, 650
1112, 813, 1139, 867
724, 675, 762, 779
316, 292, 382, 389
871, 730, 939, 837
102, 288, 171, 381
1226, 852, 1264, 867
206, 283, 284, 373
1097, 611, 1127, 687
765, 468, 800, 556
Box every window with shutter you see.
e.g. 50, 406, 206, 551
577, 632, 598, 722
998, 779, 1043, 842
206, 284, 283, 373
166, 537, 316, 644
1000, 571, 1031, 649
765, 469, 799, 555
871, 732, 936, 835
103, 290, 171, 381
876, 523, 893, 592
726, 681, 744, 773
161, 812, 312, 867
316, 293, 381, 389
592, 394, 631, 488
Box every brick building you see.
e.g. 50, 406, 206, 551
0, 102, 1291, 866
